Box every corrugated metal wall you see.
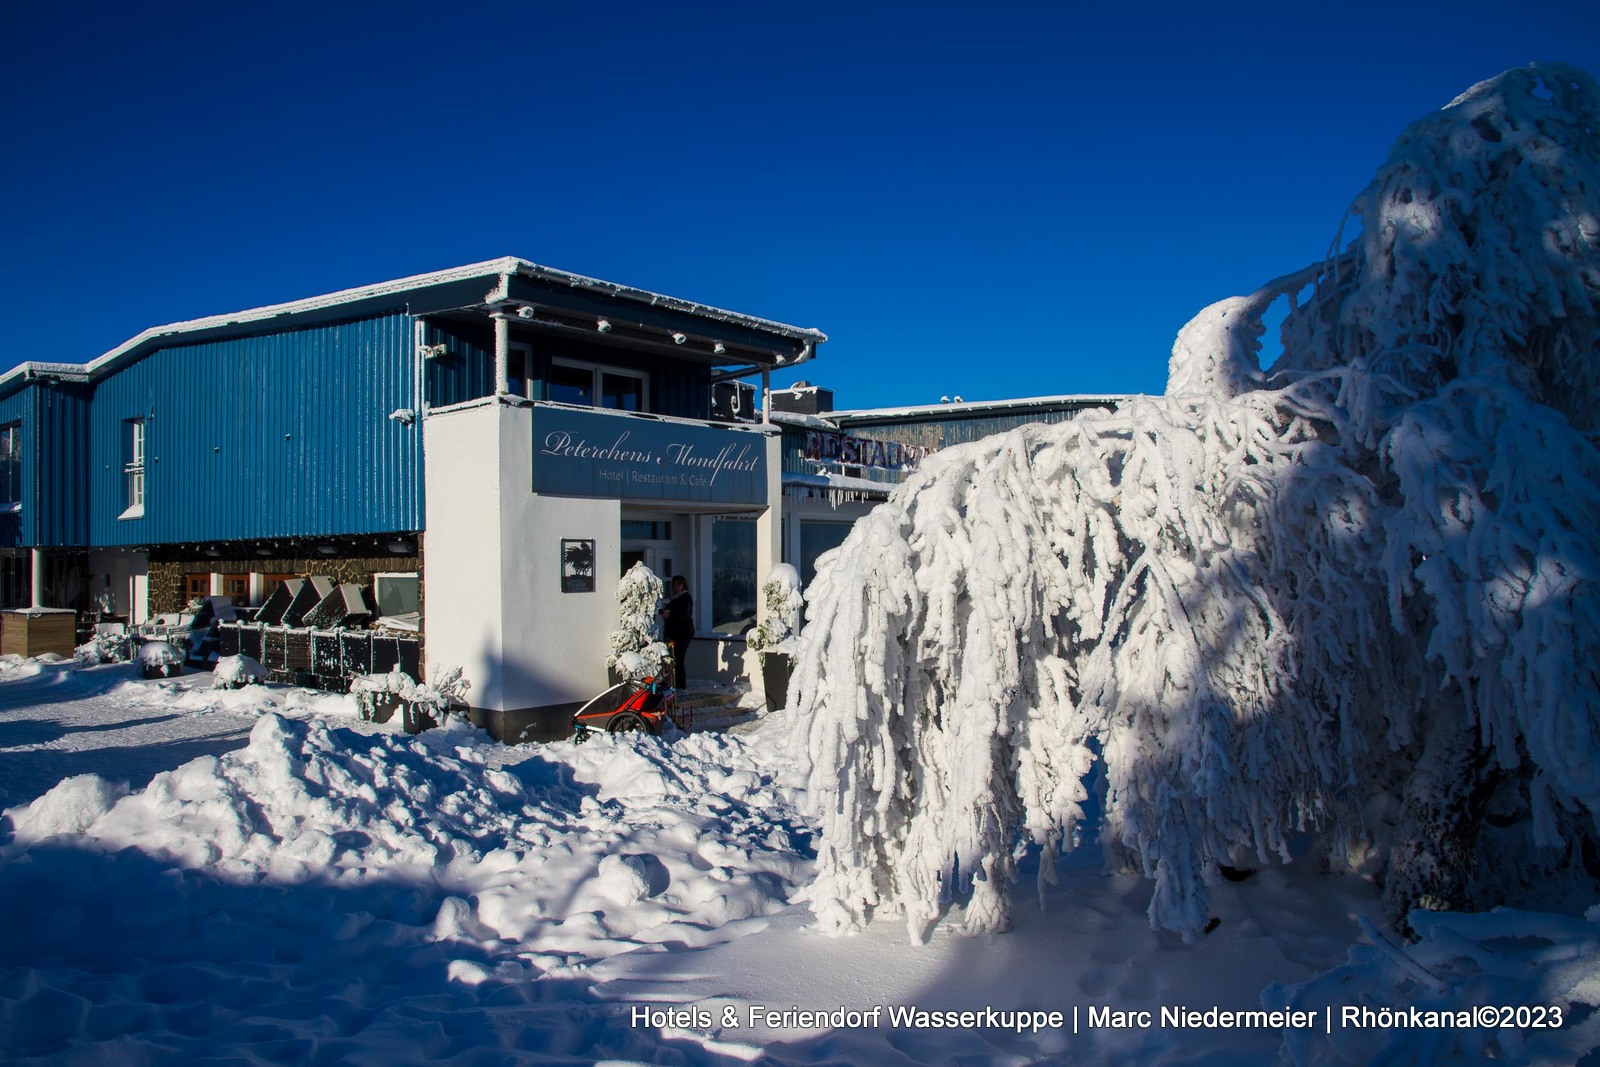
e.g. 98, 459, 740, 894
32, 382, 91, 546
423, 320, 495, 408
90, 311, 421, 546
0, 387, 26, 549
0, 381, 91, 547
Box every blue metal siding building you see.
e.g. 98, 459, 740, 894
0, 257, 825, 625
89, 312, 421, 546
0, 377, 91, 550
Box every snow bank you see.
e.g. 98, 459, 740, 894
5, 711, 811, 962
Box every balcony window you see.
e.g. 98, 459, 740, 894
0, 423, 19, 509
120, 418, 145, 519
550, 360, 648, 412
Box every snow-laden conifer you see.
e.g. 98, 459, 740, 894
607, 562, 672, 681
791, 63, 1600, 941
747, 564, 804, 652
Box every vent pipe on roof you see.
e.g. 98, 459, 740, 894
31, 548, 44, 610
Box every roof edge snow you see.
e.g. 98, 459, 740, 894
0, 256, 826, 393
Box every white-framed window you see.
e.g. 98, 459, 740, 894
710, 516, 757, 633
120, 418, 145, 519
0, 423, 20, 509
372, 572, 420, 619
549, 359, 648, 412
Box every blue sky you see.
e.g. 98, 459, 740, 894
3, 1, 1596, 408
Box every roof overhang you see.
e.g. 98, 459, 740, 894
0, 256, 826, 392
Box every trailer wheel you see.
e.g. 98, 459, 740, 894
608, 712, 647, 734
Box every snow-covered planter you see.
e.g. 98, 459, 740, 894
746, 564, 803, 710
135, 640, 184, 679
606, 562, 672, 682
350, 670, 410, 724
398, 666, 472, 734
350, 667, 471, 733
211, 655, 268, 690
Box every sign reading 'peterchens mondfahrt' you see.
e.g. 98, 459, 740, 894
531, 406, 768, 505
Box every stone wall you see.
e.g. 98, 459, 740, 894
148, 538, 424, 617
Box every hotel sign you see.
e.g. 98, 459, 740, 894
532, 406, 768, 505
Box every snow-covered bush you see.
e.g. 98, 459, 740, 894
400, 665, 472, 717
78, 628, 131, 664
791, 63, 1600, 943
136, 640, 184, 679
607, 562, 672, 681
350, 670, 412, 699
211, 655, 268, 690
746, 564, 804, 652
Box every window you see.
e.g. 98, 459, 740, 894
121, 418, 145, 519
222, 574, 249, 606
601, 371, 644, 412
800, 521, 852, 586
710, 517, 757, 633
183, 573, 211, 604
0, 423, 19, 508
373, 572, 420, 619
549, 360, 648, 412
620, 520, 672, 541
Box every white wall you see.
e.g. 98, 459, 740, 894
424, 402, 506, 707
498, 403, 620, 711
424, 400, 620, 713
86, 548, 149, 622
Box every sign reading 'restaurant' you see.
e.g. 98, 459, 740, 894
532, 406, 768, 505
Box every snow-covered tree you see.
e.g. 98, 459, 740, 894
747, 564, 805, 652
790, 62, 1600, 943
608, 562, 673, 681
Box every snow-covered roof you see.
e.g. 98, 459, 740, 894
782, 470, 894, 495
827, 393, 1129, 423
0, 257, 826, 394
765, 410, 840, 430
764, 394, 1128, 432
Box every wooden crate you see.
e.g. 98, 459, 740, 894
0, 610, 78, 659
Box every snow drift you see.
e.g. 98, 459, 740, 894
791, 62, 1600, 941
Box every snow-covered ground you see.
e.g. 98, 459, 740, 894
2, 654, 1596, 1065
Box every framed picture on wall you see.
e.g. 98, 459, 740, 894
561, 539, 596, 593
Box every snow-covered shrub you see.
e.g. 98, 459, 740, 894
77, 629, 131, 664
136, 640, 184, 679
400, 665, 472, 717
211, 654, 268, 690
791, 63, 1600, 943
746, 564, 804, 652
607, 562, 672, 681
350, 670, 411, 698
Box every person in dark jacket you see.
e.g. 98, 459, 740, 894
659, 575, 695, 690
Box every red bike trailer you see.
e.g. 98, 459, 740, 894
571, 676, 692, 736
